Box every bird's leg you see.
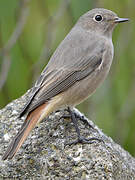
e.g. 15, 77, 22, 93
72, 110, 94, 129
61, 108, 94, 129
66, 107, 103, 145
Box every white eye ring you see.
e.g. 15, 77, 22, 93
93, 14, 103, 22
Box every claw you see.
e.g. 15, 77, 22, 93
62, 107, 103, 147
66, 136, 104, 146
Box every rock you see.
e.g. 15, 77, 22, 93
0, 91, 135, 179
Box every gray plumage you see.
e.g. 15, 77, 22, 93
3, 8, 129, 160
20, 8, 122, 116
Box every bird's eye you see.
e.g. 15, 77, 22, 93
94, 14, 103, 22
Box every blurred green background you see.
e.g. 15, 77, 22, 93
0, 0, 135, 156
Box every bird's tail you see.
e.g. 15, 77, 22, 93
2, 103, 47, 160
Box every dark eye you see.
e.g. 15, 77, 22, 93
94, 14, 103, 22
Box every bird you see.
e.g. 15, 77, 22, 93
2, 8, 129, 160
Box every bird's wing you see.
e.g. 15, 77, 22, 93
25, 51, 104, 114
19, 28, 106, 116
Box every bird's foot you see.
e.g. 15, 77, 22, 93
63, 107, 103, 146
66, 136, 103, 146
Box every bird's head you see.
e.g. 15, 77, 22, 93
78, 8, 129, 37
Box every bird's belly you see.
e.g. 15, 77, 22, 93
58, 63, 111, 107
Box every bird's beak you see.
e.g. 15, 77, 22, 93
114, 17, 129, 23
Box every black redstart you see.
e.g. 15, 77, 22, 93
2, 8, 129, 160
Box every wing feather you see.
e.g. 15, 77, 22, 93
27, 54, 103, 113
19, 27, 106, 116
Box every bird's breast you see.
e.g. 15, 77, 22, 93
58, 44, 114, 107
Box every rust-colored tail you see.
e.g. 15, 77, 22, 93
2, 103, 46, 160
